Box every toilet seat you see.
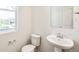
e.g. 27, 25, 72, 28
22, 44, 36, 52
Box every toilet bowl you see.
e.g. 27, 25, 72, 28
22, 44, 36, 52
21, 34, 40, 52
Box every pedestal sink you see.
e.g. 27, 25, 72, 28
47, 35, 74, 52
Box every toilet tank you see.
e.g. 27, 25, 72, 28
31, 34, 40, 46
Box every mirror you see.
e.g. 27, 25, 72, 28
51, 6, 73, 29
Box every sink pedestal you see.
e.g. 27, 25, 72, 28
54, 47, 62, 52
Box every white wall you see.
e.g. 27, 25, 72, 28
0, 6, 31, 52
31, 7, 54, 52
31, 6, 79, 52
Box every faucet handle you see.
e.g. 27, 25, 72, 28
57, 33, 63, 39
57, 33, 61, 36
61, 34, 63, 38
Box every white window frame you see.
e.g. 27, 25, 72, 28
0, 6, 16, 34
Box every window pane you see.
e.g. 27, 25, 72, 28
0, 7, 15, 31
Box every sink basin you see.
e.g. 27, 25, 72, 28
47, 35, 74, 49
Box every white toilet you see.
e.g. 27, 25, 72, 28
22, 34, 40, 52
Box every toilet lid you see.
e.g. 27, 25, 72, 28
22, 44, 36, 52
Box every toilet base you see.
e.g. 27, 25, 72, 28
54, 47, 63, 52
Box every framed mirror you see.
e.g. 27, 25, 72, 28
50, 6, 73, 29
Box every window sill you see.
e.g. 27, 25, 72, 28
0, 29, 15, 35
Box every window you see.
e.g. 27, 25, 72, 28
0, 6, 15, 32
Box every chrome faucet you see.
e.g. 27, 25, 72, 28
57, 33, 63, 39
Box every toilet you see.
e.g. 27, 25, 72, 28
22, 34, 40, 52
